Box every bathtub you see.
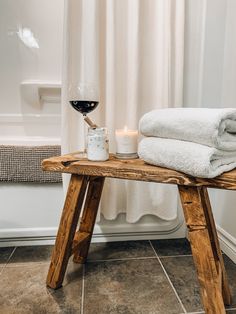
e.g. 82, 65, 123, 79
0, 135, 63, 247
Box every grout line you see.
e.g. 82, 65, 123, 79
4, 260, 50, 268
149, 240, 187, 314
0, 247, 16, 274
183, 312, 204, 314
6, 247, 16, 264
159, 254, 193, 259
80, 264, 85, 314
227, 308, 236, 312
87, 256, 156, 263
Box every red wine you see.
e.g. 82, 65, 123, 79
69, 100, 99, 115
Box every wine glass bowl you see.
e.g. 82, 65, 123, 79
68, 83, 99, 116
69, 100, 99, 116
68, 82, 99, 126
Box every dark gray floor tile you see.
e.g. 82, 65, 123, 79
0, 247, 15, 273
0, 262, 83, 313
0, 247, 15, 265
9, 245, 53, 265
161, 255, 202, 312
151, 238, 192, 257
224, 255, 236, 308
84, 258, 183, 314
161, 255, 236, 313
88, 240, 155, 261
227, 310, 236, 313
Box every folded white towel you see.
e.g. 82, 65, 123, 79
138, 137, 236, 178
139, 108, 236, 151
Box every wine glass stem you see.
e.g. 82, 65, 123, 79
84, 115, 97, 128
84, 121, 88, 154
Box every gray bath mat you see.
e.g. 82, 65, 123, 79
0, 145, 62, 183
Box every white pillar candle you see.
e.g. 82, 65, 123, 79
115, 126, 138, 154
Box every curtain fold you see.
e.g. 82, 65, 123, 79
62, 0, 185, 223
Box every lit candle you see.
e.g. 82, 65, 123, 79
115, 126, 138, 158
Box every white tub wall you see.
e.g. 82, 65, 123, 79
0, 0, 63, 139
0, 0, 64, 115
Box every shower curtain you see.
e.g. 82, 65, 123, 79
61, 0, 185, 222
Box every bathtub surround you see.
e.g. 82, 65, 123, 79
140, 108, 236, 151
61, 0, 185, 222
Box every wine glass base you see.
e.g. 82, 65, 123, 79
73, 151, 87, 159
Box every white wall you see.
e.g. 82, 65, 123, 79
184, 0, 236, 262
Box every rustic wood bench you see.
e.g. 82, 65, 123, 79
42, 153, 234, 314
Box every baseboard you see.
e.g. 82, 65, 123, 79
2, 220, 235, 265
0, 218, 186, 247
217, 225, 236, 264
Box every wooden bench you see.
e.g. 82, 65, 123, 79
42, 153, 234, 314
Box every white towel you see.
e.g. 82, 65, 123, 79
139, 108, 236, 151
138, 137, 236, 178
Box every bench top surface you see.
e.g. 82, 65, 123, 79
42, 153, 236, 190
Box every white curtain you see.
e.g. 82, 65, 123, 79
62, 0, 185, 223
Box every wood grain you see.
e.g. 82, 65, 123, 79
179, 186, 228, 314
72, 231, 90, 254
199, 187, 232, 305
189, 229, 226, 314
73, 176, 105, 263
42, 153, 236, 190
46, 174, 88, 289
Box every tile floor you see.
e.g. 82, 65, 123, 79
0, 239, 236, 314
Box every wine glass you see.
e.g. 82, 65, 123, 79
68, 83, 99, 158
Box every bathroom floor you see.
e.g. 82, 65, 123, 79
0, 239, 236, 314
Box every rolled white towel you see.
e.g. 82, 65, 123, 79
139, 108, 236, 151
138, 137, 236, 178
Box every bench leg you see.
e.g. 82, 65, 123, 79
73, 176, 105, 264
179, 186, 231, 314
200, 187, 232, 305
46, 174, 88, 289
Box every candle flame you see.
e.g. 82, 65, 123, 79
124, 125, 128, 132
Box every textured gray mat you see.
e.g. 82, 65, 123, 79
0, 145, 62, 183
